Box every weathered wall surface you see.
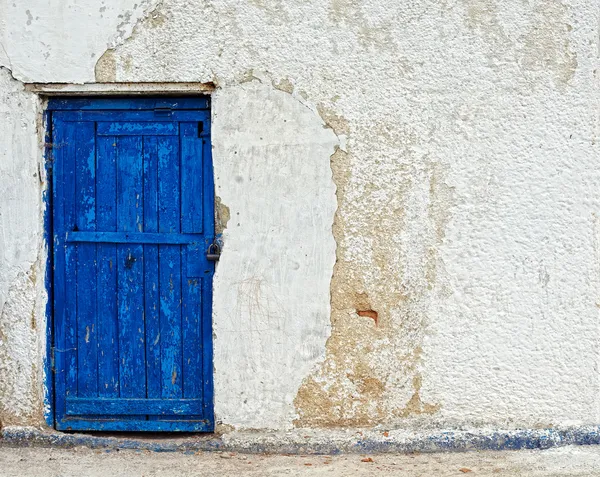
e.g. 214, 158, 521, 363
0, 67, 45, 426
1, 0, 599, 432
0, 0, 161, 83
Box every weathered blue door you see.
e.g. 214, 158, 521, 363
50, 98, 214, 431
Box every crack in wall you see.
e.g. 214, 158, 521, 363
0, 66, 19, 84
0, 43, 14, 72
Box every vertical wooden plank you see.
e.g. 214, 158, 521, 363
63, 123, 79, 403
52, 117, 68, 422
116, 135, 146, 399
75, 122, 98, 398
180, 125, 204, 401
180, 123, 203, 233
44, 108, 54, 427
181, 255, 202, 401
200, 276, 214, 424
143, 136, 161, 400
158, 136, 183, 399
96, 136, 119, 397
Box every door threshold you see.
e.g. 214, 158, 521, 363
1, 426, 222, 452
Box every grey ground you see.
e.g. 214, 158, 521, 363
2, 445, 600, 476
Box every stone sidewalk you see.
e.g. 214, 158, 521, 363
2, 445, 600, 476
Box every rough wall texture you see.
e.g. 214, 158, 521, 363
1, 0, 599, 432
0, 68, 45, 426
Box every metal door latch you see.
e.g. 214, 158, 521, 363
207, 241, 221, 261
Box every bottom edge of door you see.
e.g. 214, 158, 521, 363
55, 419, 214, 432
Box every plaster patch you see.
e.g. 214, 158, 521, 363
211, 81, 338, 429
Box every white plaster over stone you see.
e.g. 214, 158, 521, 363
0, 0, 161, 83
211, 80, 338, 429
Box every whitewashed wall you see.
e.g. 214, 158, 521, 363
0, 0, 599, 431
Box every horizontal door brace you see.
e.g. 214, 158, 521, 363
66, 231, 204, 245
66, 398, 204, 416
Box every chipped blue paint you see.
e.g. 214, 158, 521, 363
43, 107, 55, 428
48, 97, 214, 432
97, 121, 179, 136
47, 97, 209, 111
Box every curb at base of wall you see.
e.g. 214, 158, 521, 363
2, 426, 600, 454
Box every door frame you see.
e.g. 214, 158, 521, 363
43, 94, 216, 431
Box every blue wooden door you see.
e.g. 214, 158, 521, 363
50, 98, 214, 431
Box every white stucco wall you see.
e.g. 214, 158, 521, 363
0, 67, 45, 425
0, 0, 599, 432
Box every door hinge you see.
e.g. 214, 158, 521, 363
50, 347, 55, 372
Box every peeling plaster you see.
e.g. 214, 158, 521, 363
214, 196, 231, 236
295, 152, 454, 427
95, 50, 118, 83
95, 0, 166, 83
0, 268, 40, 426
461, 0, 578, 89
0, 0, 162, 82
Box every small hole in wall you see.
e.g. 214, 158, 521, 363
357, 309, 378, 325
